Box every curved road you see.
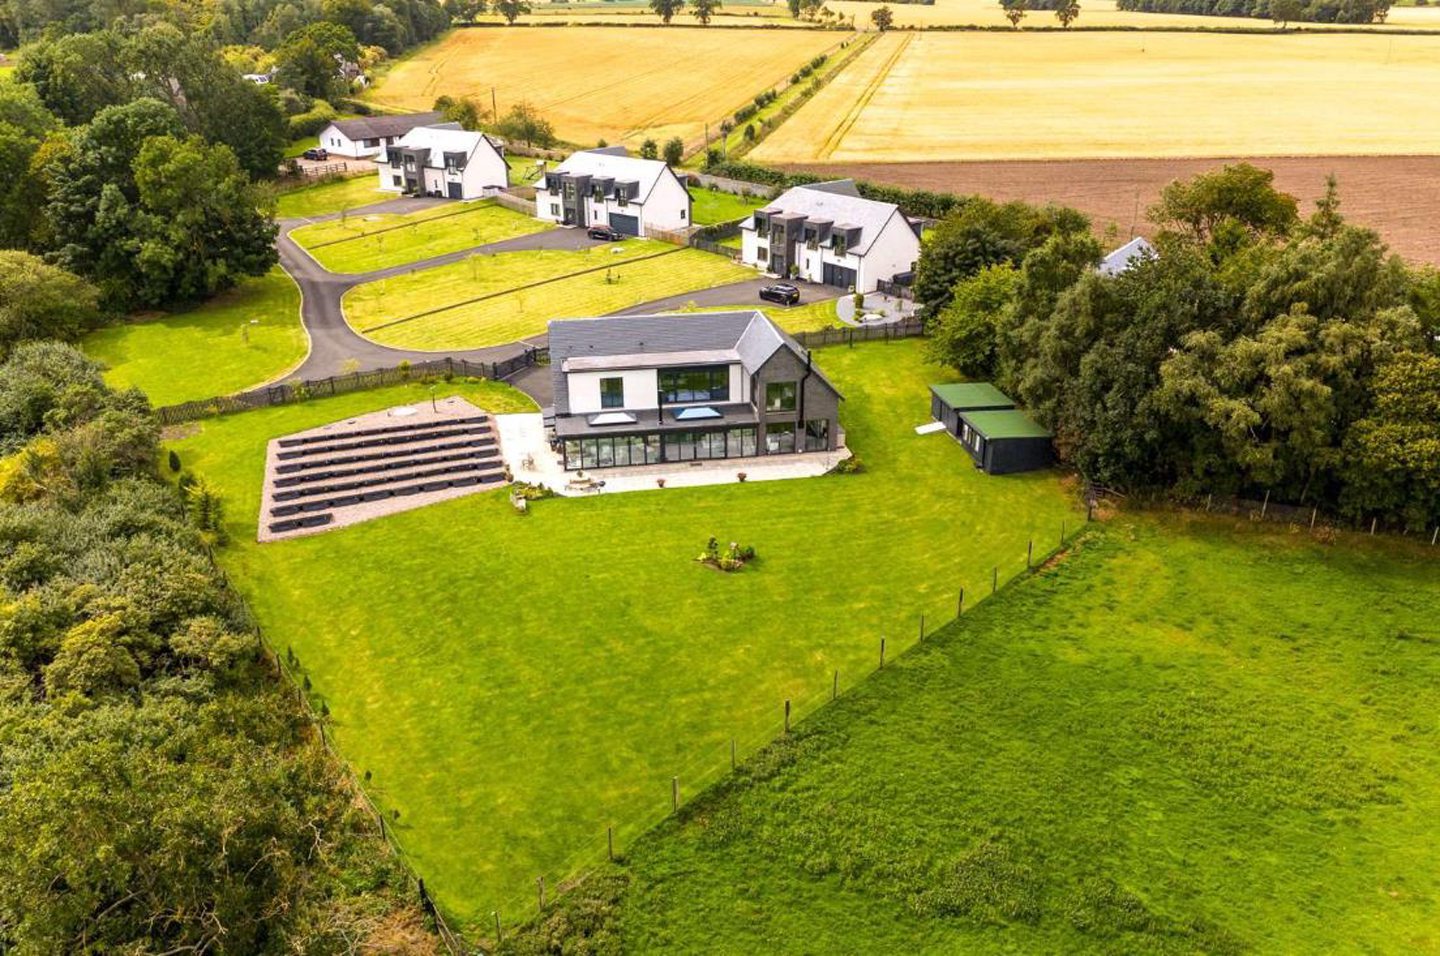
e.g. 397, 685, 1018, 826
269, 197, 837, 405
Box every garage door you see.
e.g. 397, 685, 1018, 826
609, 213, 640, 237
447, 182, 462, 200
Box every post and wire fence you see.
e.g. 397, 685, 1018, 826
476, 516, 1089, 947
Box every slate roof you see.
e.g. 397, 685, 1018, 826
742, 180, 905, 256
328, 111, 444, 141
548, 311, 838, 414
549, 149, 675, 203
382, 125, 500, 169
1098, 236, 1156, 277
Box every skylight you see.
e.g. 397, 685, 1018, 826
673, 406, 722, 421
589, 412, 637, 426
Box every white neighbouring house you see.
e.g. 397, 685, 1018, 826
740, 180, 923, 293
1098, 236, 1157, 276
377, 124, 508, 200
535, 147, 691, 237
316, 111, 444, 159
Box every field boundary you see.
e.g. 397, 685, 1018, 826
817, 32, 912, 161
299, 201, 507, 250
354, 247, 686, 334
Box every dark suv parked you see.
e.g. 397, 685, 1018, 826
587, 225, 625, 241
302, 147, 329, 161
759, 283, 801, 305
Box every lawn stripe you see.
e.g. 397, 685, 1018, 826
356, 247, 687, 334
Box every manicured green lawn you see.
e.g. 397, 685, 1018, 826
566, 514, 1440, 953
83, 269, 306, 406
506, 153, 547, 186
670, 299, 841, 334
687, 186, 768, 226
275, 176, 391, 219
168, 340, 1078, 928
345, 244, 754, 350
291, 200, 549, 274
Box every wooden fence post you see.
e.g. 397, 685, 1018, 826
1261, 489, 1270, 519
493, 912, 502, 943
671, 776, 679, 812
607, 826, 614, 862
879, 637, 886, 669
957, 587, 965, 617
992, 566, 998, 594
784, 699, 791, 733
1027, 539, 1033, 569
919, 614, 925, 642
832, 669, 838, 700
537, 876, 545, 911
1371, 517, 1378, 535
1310, 506, 1318, 531
730, 737, 736, 770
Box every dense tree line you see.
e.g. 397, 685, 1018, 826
0, 343, 433, 951
1116, 0, 1391, 23
923, 164, 1440, 528
702, 159, 965, 220
1, 27, 279, 314
0, 0, 447, 55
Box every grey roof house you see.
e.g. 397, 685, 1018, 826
317, 111, 445, 159
549, 311, 842, 470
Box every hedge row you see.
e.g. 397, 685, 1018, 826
703, 160, 966, 220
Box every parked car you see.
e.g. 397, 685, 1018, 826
302, 147, 329, 161
759, 283, 801, 306
587, 225, 625, 241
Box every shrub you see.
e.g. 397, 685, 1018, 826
168, 450, 181, 472
286, 100, 338, 139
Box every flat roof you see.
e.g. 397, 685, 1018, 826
930, 382, 1015, 411
962, 409, 1051, 440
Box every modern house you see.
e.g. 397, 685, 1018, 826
929, 382, 1053, 475
535, 147, 691, 237
549, 311, 842, 471
1098, 236, 1157, 276
317, 111, 444, 159
377, 124, 508, 200
739, 180, 922, 293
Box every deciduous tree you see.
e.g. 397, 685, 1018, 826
650, 0, 683, 21
1054, 0, 1080, 26
691, 0, 721, 24
493, 0, 532, 22
870, 3, 894, 28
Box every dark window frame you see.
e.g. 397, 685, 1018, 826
765, 381, 797, 413
659, 365, 729, 404
599, 376, 625, 409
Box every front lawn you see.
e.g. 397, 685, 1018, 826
291, 201, 549, 274
168, 340, 1078, 928
344, 244, 754, 350
688, 185, 768, 225
669, 299, 840, 334
549, 513, 1440, 953
83, 269, 306, 406
275, 175, 390, 220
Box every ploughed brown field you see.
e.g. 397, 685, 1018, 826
782, 156, 1440, 266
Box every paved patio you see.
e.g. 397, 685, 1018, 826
836, 291, 922, 327
497, 413, 851, 497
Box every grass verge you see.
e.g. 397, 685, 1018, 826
344, 244, 754, 350
83, 269, 306, 406
276, 175, 392, 220
291, 201, 549, 274
687, 186, 768, 226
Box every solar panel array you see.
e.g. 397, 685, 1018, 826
266, 413, 506, 536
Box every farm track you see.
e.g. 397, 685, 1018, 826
816, 32, 912, 162
782, 155, 1440, 265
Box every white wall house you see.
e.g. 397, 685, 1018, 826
376, 124, 508, 200
739, 180, 922, 293
534, 147, 691, 237
316, 111, 443, 159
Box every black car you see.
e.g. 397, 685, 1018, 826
587, 225, 625, 241
759, 283, 801, 306
302, 147, 329, 161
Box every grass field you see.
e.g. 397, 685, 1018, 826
365, 27, 849, 148
688, 186, 769, 225
275, 176, 390, 219
667, 299, 840, 334
168, 340, 1079, 927
344, 244, 754, 349
552, 513, 1440, 952
83, 269, 306, 406
291, 200, 548, 273
752, 31, 1440, 162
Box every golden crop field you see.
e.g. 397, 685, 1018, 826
367, 27, 848, 147
825, 0, 1440, 29
752, 31, 1440, 162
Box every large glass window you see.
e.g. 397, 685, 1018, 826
728, 427, 757, 458
765, 423, 796, 454
659, 366, 729, 404
805, 419, 830, 451
600, 377, 624, 409
766, 381, 797, 412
